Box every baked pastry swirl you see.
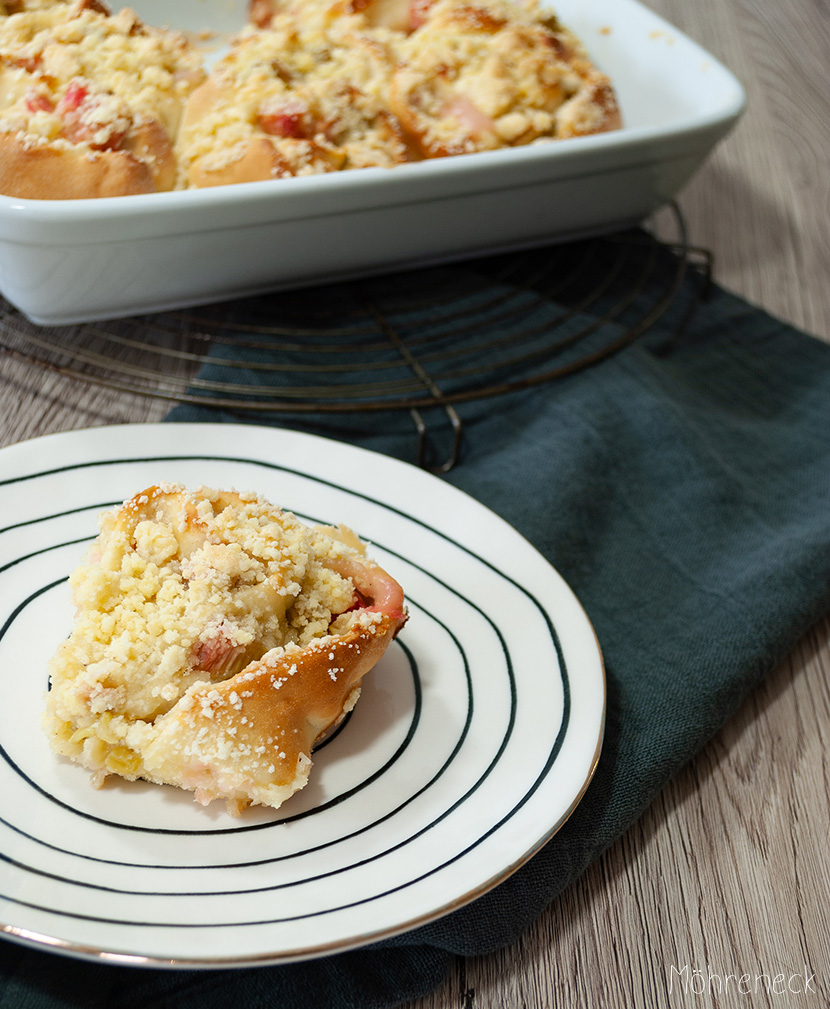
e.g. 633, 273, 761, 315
176, 15, 410, 189
387, 0, 621, 155
0, 0, 204, 198
44, 484, 408, 815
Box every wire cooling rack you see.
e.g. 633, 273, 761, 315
0, 203, 710, 470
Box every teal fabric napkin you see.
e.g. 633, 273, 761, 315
3, 233, 830, 1008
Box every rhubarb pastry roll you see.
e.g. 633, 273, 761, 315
176, 16, 411, 188
0, 1, 204, 198
387, 0, 620, 157
44, 484, 408, 816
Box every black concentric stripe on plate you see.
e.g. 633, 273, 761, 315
0, 544, 497, 885
0, 502, 120, 537
0, 506, 438, 840
0, 485, 484, 857
0, 453, 568, 925
0, 575, 474, 848
0, 607, 566, 928
0, 586, 498, 894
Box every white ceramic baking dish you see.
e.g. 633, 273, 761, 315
0, 0, 745, 325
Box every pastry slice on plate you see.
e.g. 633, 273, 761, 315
44, 484, 407, 815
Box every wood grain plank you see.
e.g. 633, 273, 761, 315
655, 0, 830, 340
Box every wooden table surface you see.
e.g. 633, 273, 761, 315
0, 0, 827, 1005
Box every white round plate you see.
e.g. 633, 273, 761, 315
0, 423, 604, 968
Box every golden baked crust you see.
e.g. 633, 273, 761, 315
176, 18, 411, 189
388, 0, 621, 156
248, 0, 424, 32
0, 119, 174, 197
181, 0, 619, 187
0, 1, 204, 198
44, 484, 407, 815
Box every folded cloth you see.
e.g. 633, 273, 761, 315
4, 232, 830, 1008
